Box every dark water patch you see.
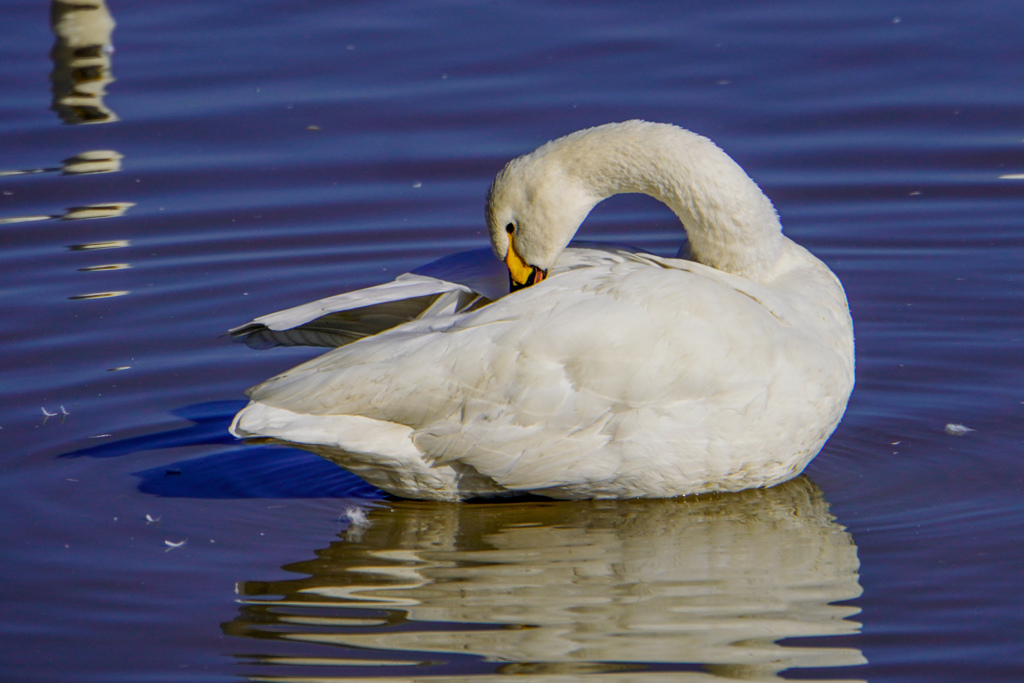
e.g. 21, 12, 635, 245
134, 446, 380, 499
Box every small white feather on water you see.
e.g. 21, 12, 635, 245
944, 423, 975, 436
344, 506, 370, 527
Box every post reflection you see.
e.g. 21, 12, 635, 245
0, 203, 135, 226
227, 478, 865, 682
0, 150, 123, 177
50, 0, 117, 125
62, 150, 123, 175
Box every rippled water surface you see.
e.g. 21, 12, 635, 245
3, 1, 1023, 681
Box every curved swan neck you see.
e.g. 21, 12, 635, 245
548, 121, 785, 281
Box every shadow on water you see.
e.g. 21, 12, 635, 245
59, 401, 382, 499
225, 477, 865, 682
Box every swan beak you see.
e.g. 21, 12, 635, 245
509, 266, 546, 292
506, 236, 547, 291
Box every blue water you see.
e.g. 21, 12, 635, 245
2, 0, 1023, 681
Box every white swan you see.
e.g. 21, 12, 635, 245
230, 121, 854, 501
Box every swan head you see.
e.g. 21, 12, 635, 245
487, 120, 789, 288
486, 145, 599, 291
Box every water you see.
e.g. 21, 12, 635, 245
2, 0, 1023, 680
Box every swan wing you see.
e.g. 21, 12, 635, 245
229, 244, 641, 349
230, 277, 489, 349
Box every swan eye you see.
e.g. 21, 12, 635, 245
505, 223, 515, 234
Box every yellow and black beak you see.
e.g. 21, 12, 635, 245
506, 234, 547, 292
509, 266, 546, 292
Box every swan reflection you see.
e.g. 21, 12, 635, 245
229, 478, 864, 681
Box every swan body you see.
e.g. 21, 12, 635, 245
231, 121, 854, 501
